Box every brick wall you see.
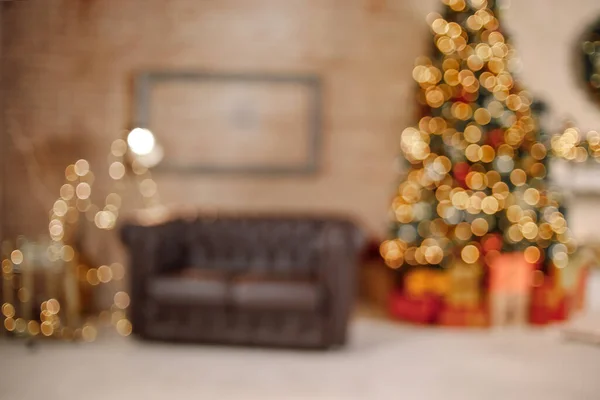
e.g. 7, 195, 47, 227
2, 0, 441, 243
2, 0, 600, 247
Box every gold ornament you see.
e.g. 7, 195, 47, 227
461, 245, 480, 264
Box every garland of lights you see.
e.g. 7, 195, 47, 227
581, 17, 600, 106
1, 128, 162, 341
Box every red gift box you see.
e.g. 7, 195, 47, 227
530, 299, 569, 325
529, 306, 551, 325
529, 280, 569, 325
553, 295, 570, 322
389, 291, 441, 324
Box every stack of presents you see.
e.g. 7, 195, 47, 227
389, 250, 592, 327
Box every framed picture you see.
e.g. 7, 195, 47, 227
133, 71, 322, 175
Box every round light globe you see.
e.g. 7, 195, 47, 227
127, 128, 156, 156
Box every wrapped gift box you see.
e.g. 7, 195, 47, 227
554, 249, 593, 314
489, 252, 537, 327
437, 304, 489, 328
359, 259, 396, 309
389, 291, 441, 324
573, 267, 589, 312
530, 276, 569, 325
446, 260, 483, 308
404, 269, 449, 298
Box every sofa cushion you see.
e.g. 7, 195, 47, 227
180, 267, 230, 280
148, 277, 228, 306
231, 281, 321, 311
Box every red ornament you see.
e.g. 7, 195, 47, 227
482, 234, 503, 253
453, 162, 470, 186
487, 128, 505, 149
460, 90, 478, 103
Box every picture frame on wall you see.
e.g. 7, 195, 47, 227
133, 71, 322, 175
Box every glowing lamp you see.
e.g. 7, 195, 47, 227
127, 128, 156, 156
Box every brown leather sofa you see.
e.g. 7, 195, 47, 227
120, 214, 365, 348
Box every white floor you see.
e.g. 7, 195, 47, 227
1, 319, 600, 400
1, 273, 600, 400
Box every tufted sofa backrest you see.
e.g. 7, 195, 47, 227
121, 214, 364, 280
185, 217, 333, 278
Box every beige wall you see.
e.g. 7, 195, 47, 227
505, 0, 600, 243
2, 0, 600, 245
506, 0, 600, 131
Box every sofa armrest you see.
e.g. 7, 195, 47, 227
319, 222, 366, 346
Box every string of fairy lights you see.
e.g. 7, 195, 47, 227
380, 0, 598, 274
1, 128, 162, 341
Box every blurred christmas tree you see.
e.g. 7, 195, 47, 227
381, 0, 575, 271
380, 0, 587, 322
382, 0, 600, 327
